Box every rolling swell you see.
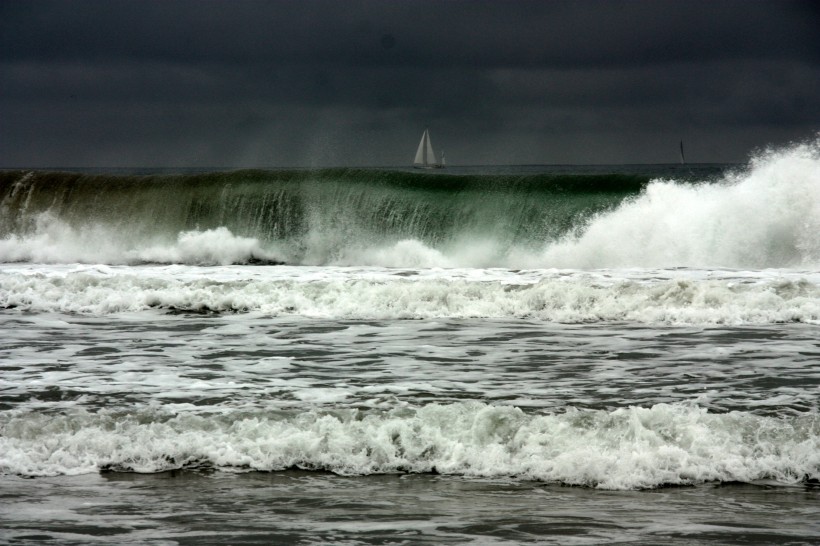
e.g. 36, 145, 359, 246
0, 168, 644, 266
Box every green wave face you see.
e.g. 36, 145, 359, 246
0, 169, 648, 265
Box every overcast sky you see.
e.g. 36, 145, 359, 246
1, 0, 818, 167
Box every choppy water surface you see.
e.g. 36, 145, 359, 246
2, 306, 819, 416
2, 267, 819, 543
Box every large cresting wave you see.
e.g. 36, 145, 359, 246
0, 139, 818, 268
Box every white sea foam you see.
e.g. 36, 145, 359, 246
0, 217, 282, 266
133, 227, 283, 265
1, 265, 818, 324
1, 403, 817, 489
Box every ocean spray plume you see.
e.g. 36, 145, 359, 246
536, 140, 820, 269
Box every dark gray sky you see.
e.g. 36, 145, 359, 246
1, 0, 818, 167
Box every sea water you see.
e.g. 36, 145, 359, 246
1, 142, 819, 544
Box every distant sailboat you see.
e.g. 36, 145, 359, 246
679, 140, 686, 164
414, 129, 443, 169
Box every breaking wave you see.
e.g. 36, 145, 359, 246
537, 142, 820, 269
1, 139, 817, 269
1, 402, 817, 490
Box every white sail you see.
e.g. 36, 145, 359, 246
414, 131, 427, 165
413, 129, 442, 168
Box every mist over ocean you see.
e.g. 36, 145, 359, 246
2, 141, 819, 544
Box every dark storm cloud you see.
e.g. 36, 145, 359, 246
4, 1, 818, 67
1, 0, 818, 166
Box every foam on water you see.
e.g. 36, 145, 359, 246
1, 264, 818, 324
1, 403, 817, 490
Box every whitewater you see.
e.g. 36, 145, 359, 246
1, 141, 819, 544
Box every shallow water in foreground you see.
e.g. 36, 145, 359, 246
1, 282, 819, 543
3, 471, 819, 545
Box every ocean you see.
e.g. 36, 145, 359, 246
1, 142, 819, 544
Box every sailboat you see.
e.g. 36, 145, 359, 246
413, 129, 444, 169
679, 140, 686, 164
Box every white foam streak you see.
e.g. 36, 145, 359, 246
1, 403, 817, 489
1, 265, 818, 324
